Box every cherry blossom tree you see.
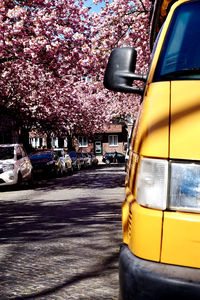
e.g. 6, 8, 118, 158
88, 0, 151, 120
0, 0, 151, 150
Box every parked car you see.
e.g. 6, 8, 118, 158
82, 152, 92, 168
88, 153, 99, 167
76, 152, 86, 169
53, 148, 73, 175
0, 144, 33, 186
68, 151, 81, 171
29, 150, 60, 176
102, 152, 125, 164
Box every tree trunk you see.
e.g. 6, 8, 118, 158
58, 137, 64, 148
19, 127, 30, 153
46, 134, 52, 149
67, 134, 75, 151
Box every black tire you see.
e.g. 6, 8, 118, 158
70, 166, 74, 174
54, 167, 60, 177
105, 159, 111, 165
28, 171, 34, 186
17, 172, 22, 187
60, 166, 64, 177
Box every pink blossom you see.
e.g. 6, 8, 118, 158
0, 0, 151, 138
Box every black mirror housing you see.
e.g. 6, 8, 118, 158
104, 47, 147, 95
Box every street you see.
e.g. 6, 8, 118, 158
0, 164, 126, 300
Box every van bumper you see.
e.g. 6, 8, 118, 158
119, 244, 200, 300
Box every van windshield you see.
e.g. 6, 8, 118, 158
0, 147, 14, 160
154, 1, 200, 81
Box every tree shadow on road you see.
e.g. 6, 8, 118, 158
0, 165, 124, 299
0, 164, 126, 192
9, 251, 119, 300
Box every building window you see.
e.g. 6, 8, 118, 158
108, 135, 118, 146
64, 139, 68, 148
30, 137, 44, 148
52, 137, 58, 148
79, 136, 88, 147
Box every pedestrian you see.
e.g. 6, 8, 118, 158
113, 150, 118, 163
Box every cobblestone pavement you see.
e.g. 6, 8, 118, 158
0, 164, 126, 300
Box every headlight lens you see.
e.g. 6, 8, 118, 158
169, 162, 200, 213
3, 164, 14, 172
136, 158, 168, 210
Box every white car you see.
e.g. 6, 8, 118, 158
0, 144, 33, 186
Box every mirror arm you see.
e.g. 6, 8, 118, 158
114, 71, 147, 95
116, 71, 147, 82
115, 84, 144, 95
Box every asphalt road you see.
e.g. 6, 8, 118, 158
0, 164, 126, 300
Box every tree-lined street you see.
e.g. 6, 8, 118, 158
0, 164, 125, 300
0, 1, 151, 298
0, 0, 151, 149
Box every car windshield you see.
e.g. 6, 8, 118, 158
0, 146, 14, 160
54, 150, 63, 157
118, 153, 124, 156
154, 1, 200, 81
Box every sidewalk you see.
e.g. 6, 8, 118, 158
96, 155, 103, 164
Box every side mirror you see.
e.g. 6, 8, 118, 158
104, 47, 147, 95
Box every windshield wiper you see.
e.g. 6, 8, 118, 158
161, 68, 200, 79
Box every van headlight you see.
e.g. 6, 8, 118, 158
136, 158, 168, 210
170, 162, 200, 213
136, 158, 200, 213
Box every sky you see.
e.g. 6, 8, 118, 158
84, 0, 105, 13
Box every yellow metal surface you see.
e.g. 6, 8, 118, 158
134, 82, 170, 158
128, 202, 163, 261
122, 0, 200, 268
128, 152, 138, 194
121, 200, 130, 244
170, 81, 200, 160
161, 211, 200, 268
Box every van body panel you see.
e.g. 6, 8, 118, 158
126, 152, 138, 195
170, 81, 200, 160
122, 199, 131, 245
161, 211, 200, 268
128, 201, 163, 261
134, 82, 170, 158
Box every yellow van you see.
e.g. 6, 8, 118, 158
104, 0, 200, 299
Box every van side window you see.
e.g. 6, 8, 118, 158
154, 1, 200, 81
